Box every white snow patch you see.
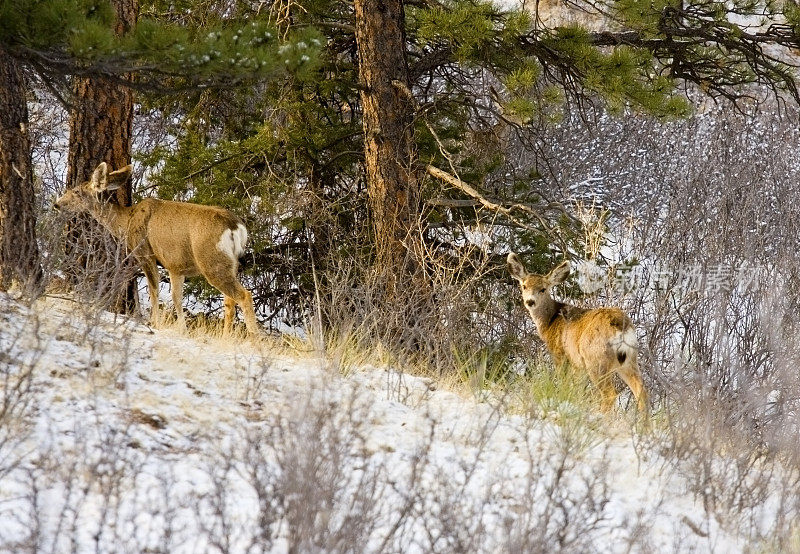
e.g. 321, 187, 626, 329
0, 293, 780, 552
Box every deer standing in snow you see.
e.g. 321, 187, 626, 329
507, 253, 648, 414
55, 162, 260, 335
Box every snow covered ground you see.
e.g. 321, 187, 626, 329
0, 292, 775, 552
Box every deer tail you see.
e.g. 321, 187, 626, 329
609, 325, 638, 366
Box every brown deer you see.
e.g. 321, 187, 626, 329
507, 253, 648, 415
55, 162, 259, 335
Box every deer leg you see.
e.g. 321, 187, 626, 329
141, 259, 161, 327
223, 296, 236, 334
169, 272, 186, 330
585, 363, 616, 412
617, 363, 649, 416
200, 258, 260, 336
224, 284, 258, 335
598, 380, 617, 412
219, 287, 256, 335
593, 364, 617, 412
236, 287, 259, 336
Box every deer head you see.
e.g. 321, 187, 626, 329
55, 162, 132, 213
507, 253, 570, 320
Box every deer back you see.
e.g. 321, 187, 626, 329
556, 308, 633, 373
129, 199, 245, 275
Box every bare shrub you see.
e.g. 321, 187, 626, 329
501, 441, 612, 553
0, 300, 41, 484
311, 218, 539, 379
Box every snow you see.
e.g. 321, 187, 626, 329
0, 292, 772, 552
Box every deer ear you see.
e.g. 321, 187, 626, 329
90, 162, 108, 191
547, 261, 571, 284
507, 252, 529, 283
108, 164, 132, 185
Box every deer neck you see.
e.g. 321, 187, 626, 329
531, 300, 565, 335
90, 200, 135, 239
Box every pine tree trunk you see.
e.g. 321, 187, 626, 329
0, 50, 43, 293
354, 0, 418, 273
65, 0, 139, 313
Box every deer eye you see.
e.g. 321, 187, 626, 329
539, 288, 546, 293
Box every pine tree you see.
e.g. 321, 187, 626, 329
354, 0, 418, 277
0, 50, 42, 293
65, 0, 139, 312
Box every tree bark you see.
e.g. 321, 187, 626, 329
354, 0, 418, 272
0, 50, 43, 293
66, 0, 137, 200
65, 0, 139, 312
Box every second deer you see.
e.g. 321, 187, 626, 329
55, 162, 260, 335
508, 253, 648, 415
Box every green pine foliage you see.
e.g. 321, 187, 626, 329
412, 2, 690, 119
786, 1, 800, 32
1, 0, 322, 85
543, 26, 690, 117
0, 0, 112, 50
613, 0, 675, 34
415, 4, 500, 62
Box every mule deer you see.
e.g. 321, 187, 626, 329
55, 162, 259, 335
507, 253, 648, 414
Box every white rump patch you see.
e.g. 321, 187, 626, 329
610, 327, 639, 359
216, 224, 248, 260
621, 327, 637, 349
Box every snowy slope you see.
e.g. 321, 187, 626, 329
0, 293, 750, 552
